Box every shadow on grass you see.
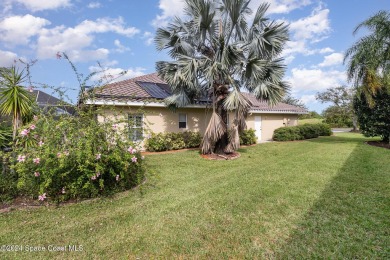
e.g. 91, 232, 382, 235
275, 140, 390, 258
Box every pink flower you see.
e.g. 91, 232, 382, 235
33, 157, 40, 164
56, 51, 62, 59
17, 155, 26, 163
96, 153, 101, 160
57, 152, 62, 158
38, 140, 44, 147
61, 187, 66, 194
27, 86, 34, 92
96, 172, 100, 177
91, 175, 96, 180
127, 146, 133, 153
29, 124, 36, 130
20, 129, 29, 136
34, 172, 40, 177
116, 175, 120, 181
38, 193, 47, 201
112, 124, 118, 130
131, 156, 137, 163
131, 149, 137, 154
63, 150, 69, 156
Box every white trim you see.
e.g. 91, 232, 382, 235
249, 110, 307, 115
85, 99, 206, 108
85, 99, 307, 114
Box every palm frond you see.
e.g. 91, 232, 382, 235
201, 111, 227, 154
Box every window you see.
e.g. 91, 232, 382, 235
128, 114, 143, 141
179, 113, 187, 129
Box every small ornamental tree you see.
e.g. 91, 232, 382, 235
353, 90, 390, 143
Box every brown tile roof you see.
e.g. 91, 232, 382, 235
95, 73, 165, 98
242, 93, 307, 113
92, 73, 307, 114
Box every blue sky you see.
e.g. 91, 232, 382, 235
0, 0, 388, 112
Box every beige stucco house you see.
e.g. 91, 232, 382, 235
84, 73, 307, 147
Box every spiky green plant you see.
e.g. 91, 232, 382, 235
0, 66, 33, 143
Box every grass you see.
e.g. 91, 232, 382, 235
0, 133, 389, 259
298, 118, 324, 125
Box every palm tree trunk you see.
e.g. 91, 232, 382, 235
214, 93, 229, 154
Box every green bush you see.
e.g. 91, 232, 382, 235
146, 131, 202, 152
12, 112, 145, 203
239, 129, 257, 145
273, 123, 331, 141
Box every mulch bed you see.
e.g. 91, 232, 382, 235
366, 141, 390, 149
201, 152, 241, 160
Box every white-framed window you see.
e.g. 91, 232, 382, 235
179, 113, 187, 129
128, 114, 143, 141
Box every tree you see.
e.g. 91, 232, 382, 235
282, 95, 307, 110
0, 66, 33, 144
353, 90, 390, 143
155, 0, 289, 154
344, 10, 390, 106
316, 86, 357, 129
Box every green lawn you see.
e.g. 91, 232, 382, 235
1, 133, 389, 259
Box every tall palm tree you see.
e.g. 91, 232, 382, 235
0, 66, 33, 143
155, 0, 289, 154
344, 10, 390, 106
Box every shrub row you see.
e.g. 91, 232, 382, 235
1, 113, 145, 204
145, 131, 202, 152
273, 123, 332, 141
239, 129, 257, 145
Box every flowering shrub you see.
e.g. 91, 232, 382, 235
14, 111, 145, 203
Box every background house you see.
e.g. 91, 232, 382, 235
84, 73, 307, 146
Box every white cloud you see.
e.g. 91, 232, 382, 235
113, 39, 130, 53
88, 2, 101, 9
289, 6, 330, 41
300, 94, 317, 105
36, 17, 139, 61
284, 55, 295, 64
12, 0, 71, 11
283, 5, 331, 57
318, 52, 343, 67
287, 68, 346, 92
0, 14, 50, 45
319, 47, 334, 54
142, 32, 154, 46
89, 65, 146, 83
0, 49, 18, 66
152, 0, 186, 27
249, 0, 312, 15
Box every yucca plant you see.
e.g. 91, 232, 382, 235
0, 66, 33, 144
155, 0, 289, 154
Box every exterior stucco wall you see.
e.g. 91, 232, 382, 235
246, 113, 299, 142
97, 106, 300, 146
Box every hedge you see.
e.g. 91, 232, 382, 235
145, 131, 202, 152
273, 123, 332, 141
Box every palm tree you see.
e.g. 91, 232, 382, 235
344, 10, 390, 106
0, 66, 33, 143
155, 0, 289, 154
